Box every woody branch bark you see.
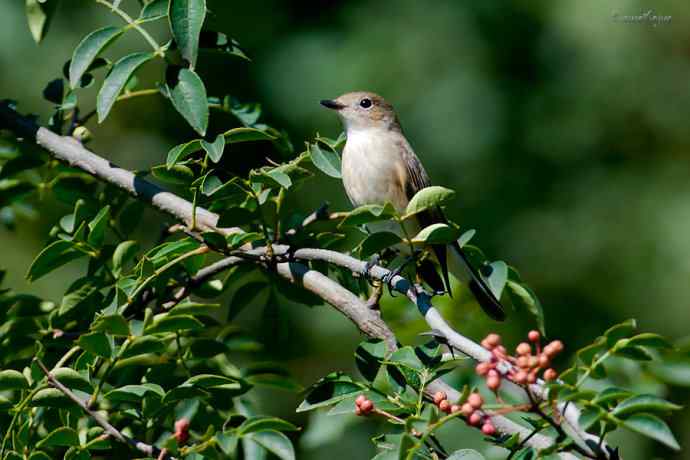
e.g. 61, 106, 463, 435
0, 102, 601, 459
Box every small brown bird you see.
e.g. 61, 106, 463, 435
321, 91, 505, 321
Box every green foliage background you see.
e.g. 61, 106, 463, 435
1, 1, 690, 459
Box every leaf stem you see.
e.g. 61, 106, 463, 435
95, 0, 164, 56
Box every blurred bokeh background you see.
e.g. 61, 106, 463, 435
2, 1, 690, 458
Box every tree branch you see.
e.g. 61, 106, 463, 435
0, 102, 607, 458
36, 359, 176, 459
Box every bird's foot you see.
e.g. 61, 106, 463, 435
365, 282, 383, 310
381, 254, 417, 297
363, 254, 381, 285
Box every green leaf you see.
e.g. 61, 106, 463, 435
97, 52, 154, 122
87, 205, 110, 247
145, 314, 204, 334
0, 180, 35, 208
36, 427, 80, 448
447, 450, 485, 460
605, 319, 637, 348
92, 314, 130, 336
122, 336, 167, 358
200, 174, 223, 196
169, 68, 209, 135
411, 223, 460, 245
25, 0, 58, 43
69, 26, 123, 89
30, 388, 73, 408
355, 339, 386, 381
27, 240, 85, 282
613, 394, 682, 417
404, 186, 455, 219
105, 383, 165, 402
202, 231, 227, 251
614, 345, 653, 361
622, 413, 680, 450
112, 240, 139, 273
151, 164, 195, 185
217, 207, 255, 228
309, 143, 341, 178
246, 430, 295, 460
627, 333, 672, 350
359, 231, 401, 258
52, 368, 93, 393
28, 452, 52, 460
202, 134, 226, 163
77, 332, 112, 358
506, 280, 545, 335
223, 127, 276, 143
339, 203, 397, 227
485, 261, 508, 300
139, 0, 168, 22
0, 369, 29, 390
166, 139, 202, 167
297, 374, 361, 412
168, 0, 206, 68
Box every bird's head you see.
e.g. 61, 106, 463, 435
320, 91, 400, 132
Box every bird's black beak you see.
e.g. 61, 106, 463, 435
320, 99, 345, 110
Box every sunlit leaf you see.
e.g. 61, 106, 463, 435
622, 413, 680, 450
27, 240, 85, 282
404, 186, 455, 219
69, 26, 123, 89
309, 143, 341, 178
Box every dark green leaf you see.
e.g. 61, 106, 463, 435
145, 314, 204, 334
59, 278, 102, 316
169, 68, 209, 135
202, 134, 225, 163
229, 282, 269, 320
52, 368, 93, 393
168, 0, 206, 67
605, 319, 637, 348
30, 388, 73, 408
77, 332, 112, 358
92, 314, 130, 336
27, 240, 84, 282
359, 232, 401, 258
36, 427, 79, 448
339, 203, 397, 227
622, 413, 680, 450
309, 143, 341, 178
202, 231, 227, 251
223, 127, 276, 143
69, 26, 123, 89
447, 450, 485, 460
239, 416, 299, 436
246, 430, 295, 460
200, 174, 224, 196
139, 0, 168, 22
97, 52, 154, 122
217, 207, 255, 228
0, 155, 44, 180
0, 180, 35, 208
151, 164, 195, 185
87, 205, 110, 246
105, 383, 165, 402
506, 280, 545, 335
0, 369, 29, 390
166, 139, 202, 167
627, 333, 672, 350
614, 345, 653, 361
404, 186, 455, 219
297, 374, 361, 412
112, 240, 139, 273
613, 394, 682, 417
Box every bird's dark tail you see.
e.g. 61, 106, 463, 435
447, 243, 506, 321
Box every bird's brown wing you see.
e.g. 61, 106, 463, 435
398, 140, 452, 295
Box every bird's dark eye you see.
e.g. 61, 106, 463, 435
359, 98, 372, 109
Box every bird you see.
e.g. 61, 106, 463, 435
320, 91, 505, 321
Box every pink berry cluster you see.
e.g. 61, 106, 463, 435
355, 394, 374, 416
174, 418, 190, 445
477, 331, 563, 387
433, 391, 496, 435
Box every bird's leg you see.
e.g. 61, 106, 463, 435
382, 253, 418, 297
363, 254, 381, 286
365, 282, 384, 310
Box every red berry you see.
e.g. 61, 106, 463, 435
485, 333, 501, 347
481, 422, 496, 435
476, 362, 492, 376
174, 418, 190, 445
469, 412, 482, 426
468, 393, 483, 409
361, 399, 374, 413
487, 375, 501, 391
487, 369, 500, 379
544, 368, 558, 381
451, 404, 461, 414
528, 356, 539, 368
175, 418, 190, 433
514, 370, 528, 384
433, 391, 447, 405
355, 406, 362, 416
517, 356, 529, 368
528, 330, 540, 342
527, 371, 538, 384
439, 400, 451, 413
538, 354, 550, 368
461, 403, 474, 416
355, 394, 366, 407
516, 342, 531, 356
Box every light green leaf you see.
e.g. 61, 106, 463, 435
339, 203, 397, 227
404, 186, 455, 219
30, 388, 73, 408
223, 127, 276, 143
411, 223, 460, 245
168, 0, 206, 67
151, 164, 195, 185
92, 314, 130, 336
447, 450, 485, 460
27, 240, 85, 282
105, 383, 165, 402
69, 26, 123, 89
52, 368, 93, 393
485, 261, 508, 300
169, 68, 209, 135
309, 143, 341, 178
622, 413, 680, 450
97, 52, 153, 122
112, 240, 139, 273
25, 0, 58, 43
202, 134, 225, 163
36, 427, 80, 448
359, 231, 402, 258
87, 205, 110, 247
0, 369, 29, 390
139, 0, 168, 22
238, 417, 299, 435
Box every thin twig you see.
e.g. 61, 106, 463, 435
36, 359, 176, 459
